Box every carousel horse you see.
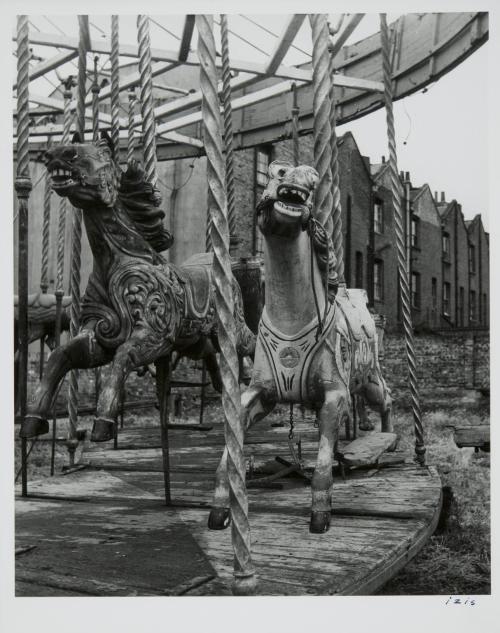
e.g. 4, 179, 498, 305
209, 161, 392, 534
20, 133, 255, 443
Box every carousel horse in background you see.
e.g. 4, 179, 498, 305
209, 161, 392, 535
20, 133, 255, 443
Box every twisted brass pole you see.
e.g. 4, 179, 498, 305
196, 14, 256, 595
380, 14, 425, 465
110, 15, 120, 153
220, 14, 237, 254
127, 88, 137, 164
40, 145, 52, 295
291, 83, 300, 166
309, 15, 333, 233
67, 16, 89, 466
91, 55, 100, 142
328, 38, 344, 284
15, 15, 32, 496
136, 15, 158, 188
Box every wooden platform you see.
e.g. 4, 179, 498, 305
16, 421, 442, 596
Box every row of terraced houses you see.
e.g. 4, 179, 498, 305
225, 131, 489, 333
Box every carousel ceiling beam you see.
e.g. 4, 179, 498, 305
13, 49, 79, 90
328, 13, 365, 57
265, 14, 306, 75
178, 15, 195, 62
20, 30, 311, 81
20, 29, 382, 89
84, 61, 179, 106
157, 79, 295, 135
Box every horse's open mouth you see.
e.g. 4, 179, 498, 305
50, 167, 76, 190
274, 184, 310, 217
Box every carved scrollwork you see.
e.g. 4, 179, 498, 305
93, 261, 184, 349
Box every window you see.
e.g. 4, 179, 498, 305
254, 147, 272, 256
374, 202, 384, 234
431, 277, 437, 307
443, 282, 451, 316
458, 286, 464, 327
411, 272, 420, 309
468, 244, 476, 273
373, 260, 384, 301
411, 216, 419, 248
469, 290, 476, 322
442, 232, 450, 256
355, 251, 363, 288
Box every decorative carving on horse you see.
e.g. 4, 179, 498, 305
20, 135, 255, 442
209, 161, 392, 534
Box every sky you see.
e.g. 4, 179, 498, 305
17, 12, 489, 229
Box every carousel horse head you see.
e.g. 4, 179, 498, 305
45, 131, 121, 209
256, 160, 318, 238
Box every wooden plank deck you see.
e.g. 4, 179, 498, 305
16, 421, 442, 596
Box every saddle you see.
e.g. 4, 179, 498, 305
335, 288, 376, 341
175, 259, 212, 321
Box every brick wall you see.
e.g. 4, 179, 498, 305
380, 330, 490, 397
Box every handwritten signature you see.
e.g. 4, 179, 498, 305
445, 596, 477, 606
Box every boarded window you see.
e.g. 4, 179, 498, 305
374, 260, 384, 301
411, 272, 420, 309
443, 282, 451, 316
374, 202, 384, 234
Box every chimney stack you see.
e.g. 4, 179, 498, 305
441, 191, 445, 202
405, 171, 410, 182
434, 191, 438, 202
399, 170, 404, 180
381, 155, 385, 163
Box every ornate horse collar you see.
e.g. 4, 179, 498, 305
258, 303, 336, 403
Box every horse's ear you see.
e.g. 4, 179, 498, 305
99, 130, 114, 156
71, 131, 82, 144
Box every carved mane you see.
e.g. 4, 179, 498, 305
117, 159, 173, 254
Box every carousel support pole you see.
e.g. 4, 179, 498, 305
51, 76, 75, 476
196, 14, 256, 595
127, 88, 137, 164
220, 14, 238, 254
15, 15, 32, 497
199, 361, 207, 425
137, 14, 172, 491
380, 14, 425, 465
110, 16, 121, 154
39, 143, 52, 379
291, 82, 300, 166
66, 15, 89, 468
327, 31, 345, 285
308, 15, 333, 236
156, 356, 172, 505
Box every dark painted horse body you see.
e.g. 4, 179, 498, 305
21, 137, 255, 442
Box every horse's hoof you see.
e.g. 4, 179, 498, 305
208, 507, 231, 530
309, 511, 331, 534
19, 415, 49, 438
91, 418, 115, 442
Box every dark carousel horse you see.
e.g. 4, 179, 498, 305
21, 134, 255, 442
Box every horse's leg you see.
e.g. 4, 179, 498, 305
208, 387, 274, 530
356, 394, 374, 431
310, 386, 349, 534
92, 329, 170, 442
21, 330, 111, 438
363, 375, 393, 433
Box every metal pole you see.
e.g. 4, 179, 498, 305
220, 14, 238, 254
110, 15, 120, 153
308, 15, 333, 232
15, 15, 32, 497
291, 83, 300, 166
380, 14, 425, 465
196, 14, 256, 596
39, 143, 52, 379
66, 15, 89, 467
327, 34, 345, 285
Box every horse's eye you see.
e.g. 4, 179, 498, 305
62, 148, 78, 161
278, 168, 286, 178
44, 150, 53, 163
